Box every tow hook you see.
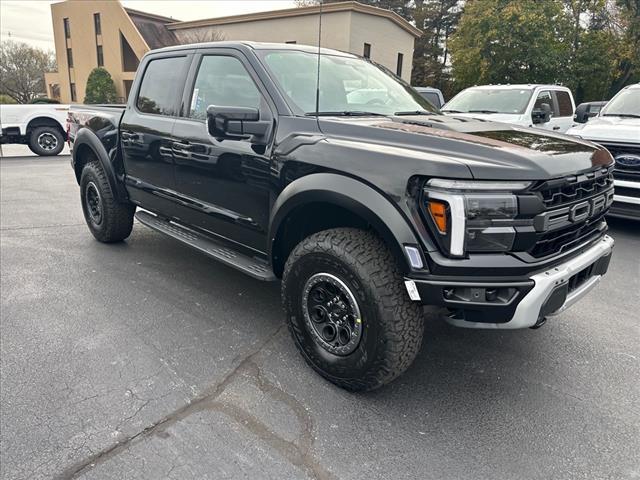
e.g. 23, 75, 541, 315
530, 317, 547, 329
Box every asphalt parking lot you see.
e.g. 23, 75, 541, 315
1, 149, 639, 480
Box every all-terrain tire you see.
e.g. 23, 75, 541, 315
282, 228, 424, 392
28, 126, 65, 156
80, 160, 135, 242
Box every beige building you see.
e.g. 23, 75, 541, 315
45, 1, 421, 104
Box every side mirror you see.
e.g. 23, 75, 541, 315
532, 102, 552, 124
206, 105, 269, 142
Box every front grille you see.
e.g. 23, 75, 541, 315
530, 215, 606, 258
535, 167, 613, 209
600, 142, 640, 177
528, 167, 613, 258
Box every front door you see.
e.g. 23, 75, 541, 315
171, 52, 275, 253
120, 54, 190, 210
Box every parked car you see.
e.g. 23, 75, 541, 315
69, 42, 615, 391
442, 84, 576, 132
0, 103, 68, 155
413, 87, 445, 108
574, 101, 608, 123
566, 84, 640, 220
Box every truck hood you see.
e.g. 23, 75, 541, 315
441, 112, 525, 124
318, 115, 613, 180
565, 115, 640, 143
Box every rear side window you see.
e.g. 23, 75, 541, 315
555, 91, 573, 116
188, 55, 261, 120
136, 56, 187, 116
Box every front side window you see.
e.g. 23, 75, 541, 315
188, 55, 261, 120
136, 56, 187, 116
443, 88, 533, 114
259, 50, 435, 115
533, 90, 558, 116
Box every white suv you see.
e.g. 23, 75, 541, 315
442, 84, 576, 133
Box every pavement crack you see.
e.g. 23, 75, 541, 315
53, 324, 285, 480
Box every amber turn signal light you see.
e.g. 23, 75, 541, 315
427, 200, 447, 234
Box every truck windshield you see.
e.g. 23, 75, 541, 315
259, 50, 436, 116
442, 88, 533, 114
600, 88, 640, 117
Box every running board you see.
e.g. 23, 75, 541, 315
135, 211, 277, 281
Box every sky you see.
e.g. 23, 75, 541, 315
0, 0, 297, 51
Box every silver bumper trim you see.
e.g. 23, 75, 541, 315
446, 235, 614, 329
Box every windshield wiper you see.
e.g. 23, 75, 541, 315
602, 113, 640, 118
467, 109, 499, 114
441, 109, 464, 113
305, 111, 386, 117
394, 110, 435, 116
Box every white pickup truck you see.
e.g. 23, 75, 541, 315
566, 83, 640, 220
0, 104, 69, 156
442, 84, 576, 133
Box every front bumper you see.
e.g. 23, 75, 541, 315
407, 235, 614, 329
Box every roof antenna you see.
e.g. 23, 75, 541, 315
314, 0, 323, 119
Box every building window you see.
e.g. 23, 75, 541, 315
63, 18, 71, 38
286, 40, 297, 44
70, 83, 77, 102
96, 45, 104, 67
93, 13, 101, 35
363, 43, 371, 59
396, 53, 403, 77
120, 32, 139, 72
67, 48, 73, 68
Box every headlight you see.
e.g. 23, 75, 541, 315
423, 179, 532, 257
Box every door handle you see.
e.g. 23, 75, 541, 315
172, 141, 191, 151
553, 126, 561, 131
121, 131, 138, 140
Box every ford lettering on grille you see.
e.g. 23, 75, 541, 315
535, 189, 614, 232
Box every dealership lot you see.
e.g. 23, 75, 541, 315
1, 151, 639, 480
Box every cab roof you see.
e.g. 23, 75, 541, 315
150, 41, 355, 58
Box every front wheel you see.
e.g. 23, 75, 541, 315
282, 228, 424, 392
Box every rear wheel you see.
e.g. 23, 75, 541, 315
28, 126, 64, 156
282, 228, 424, 391
80, 160, 135, 242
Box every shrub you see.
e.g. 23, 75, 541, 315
84, 67, 117, 104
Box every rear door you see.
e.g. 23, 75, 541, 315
120, 52, 191, 209
551, 90, 575, 132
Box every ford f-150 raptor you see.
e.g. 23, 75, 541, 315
68, 42, 615, 391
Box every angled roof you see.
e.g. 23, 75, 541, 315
124, 8, 179, 49
166, 1, 422, 38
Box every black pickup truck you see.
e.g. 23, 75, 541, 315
69, 42, 615, 391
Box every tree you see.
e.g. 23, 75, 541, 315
449, 0, 571, 89
0, 40, 56, 103
84, 67, 117, 104
176, 28, 226, 44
